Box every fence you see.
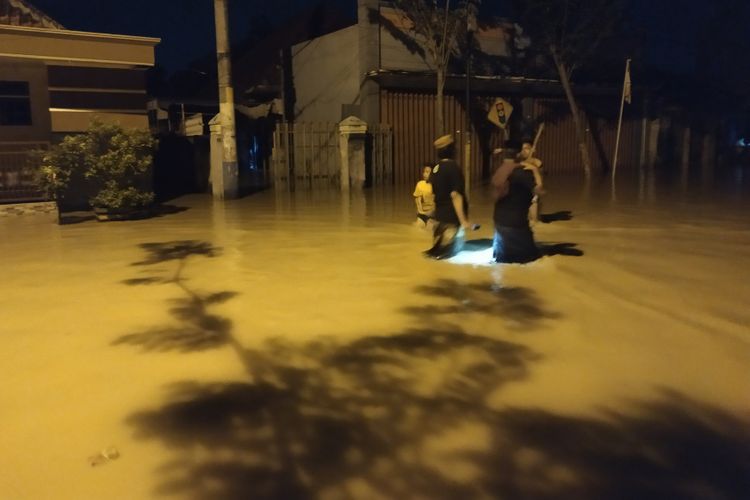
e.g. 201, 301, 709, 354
381, 90, 644, 184
532, 98, 642, 175
382, 91, 488, 186
368, 123, 394, 186
0, 142, 47, 203
271, 121, 393, 189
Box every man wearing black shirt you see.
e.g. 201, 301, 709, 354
424, 134, 472, 260
491, 153, 541, 263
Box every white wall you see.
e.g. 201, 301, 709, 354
378, 7, 512, 72
380, 25, 433, 72
292, 25, 360, 123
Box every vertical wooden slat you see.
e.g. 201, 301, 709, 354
315, 121, 321, 183
398, 93, 406, 185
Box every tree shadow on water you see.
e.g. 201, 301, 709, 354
131, 240, 219, 266
128, 328, 538, 500
116, 243, 545, 498
126, 337, 750, 500
117, 243, 748, 499
403, 278, 561, 330
488, 390, 750, 500
113, 240, 237, 353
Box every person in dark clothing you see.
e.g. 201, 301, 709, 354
491, 150, 541, 263
424, 134, 473, 260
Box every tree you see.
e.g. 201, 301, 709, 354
511, 0, 624, 176
381, 0, 480, 134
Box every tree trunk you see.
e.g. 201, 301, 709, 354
551, 46, 592, 176
436, 67, 445, 135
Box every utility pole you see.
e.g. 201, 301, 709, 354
463, 1, 478, 196
213, 0, 238, 199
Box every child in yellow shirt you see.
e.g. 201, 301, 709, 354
413, 164, 435, 227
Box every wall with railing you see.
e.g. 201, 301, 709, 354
0, 142, 47, 203
271, 121, 393, 189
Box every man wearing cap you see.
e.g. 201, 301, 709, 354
424, 134, 473, 259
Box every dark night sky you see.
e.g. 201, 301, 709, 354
31, 0, 355, 74
28, 0, 748, 80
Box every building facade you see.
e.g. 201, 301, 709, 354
283, 0, 643, 185
0, 0, 159, 202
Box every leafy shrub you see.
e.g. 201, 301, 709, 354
35, 121, 156, 210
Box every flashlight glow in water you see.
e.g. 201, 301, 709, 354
447, 247, 495, 266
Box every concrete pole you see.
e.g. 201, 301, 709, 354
213, 0, 238, 200
464, 3, 477, 196
463, 52, 471, 196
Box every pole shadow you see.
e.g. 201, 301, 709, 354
537, 242, 585, 257
461, 238, 584, 262
539, 210, 574, 223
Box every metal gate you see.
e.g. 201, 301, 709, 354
271, 121, 393, 189
0, 142, 47, 203
368, 123, 394, 186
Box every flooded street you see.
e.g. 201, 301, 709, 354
2, 169, 749, 499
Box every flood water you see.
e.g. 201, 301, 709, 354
2, 167, 749, 499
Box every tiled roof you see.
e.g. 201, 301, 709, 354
0, 0, 65, 29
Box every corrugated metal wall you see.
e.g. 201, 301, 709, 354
533, 99, 642, 175
382, 90, 642, 184
382, 91, 489, 187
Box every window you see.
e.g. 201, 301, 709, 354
0, 81, 32, 126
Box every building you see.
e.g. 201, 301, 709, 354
0, 0, 159, 202
273, 0, 644, 185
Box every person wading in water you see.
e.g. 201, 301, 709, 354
424, 134, 474, 260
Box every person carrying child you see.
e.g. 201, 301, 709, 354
491, 148, 541, 263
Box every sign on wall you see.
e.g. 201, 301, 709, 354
487, 98, 513, 129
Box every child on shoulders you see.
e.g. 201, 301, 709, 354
517, 142, 545, 225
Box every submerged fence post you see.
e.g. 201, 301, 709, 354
339, 116, 368, 192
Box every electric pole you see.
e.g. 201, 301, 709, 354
213, 0, 238, 199
464, 0, 478, 196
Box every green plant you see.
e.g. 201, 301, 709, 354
35, 120, 157, 210
33, 134, 90, 203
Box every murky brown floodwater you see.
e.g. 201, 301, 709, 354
2, 167, 749, 499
